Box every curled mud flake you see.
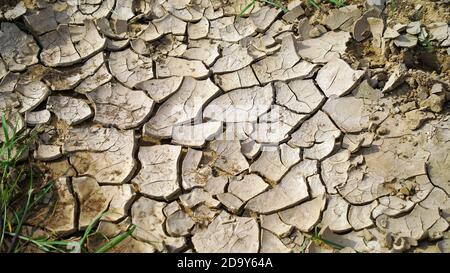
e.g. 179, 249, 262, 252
204, 5, 224, 21
163, 0, 204, 22
307, 174, 326, 198
156, 56, 209, 79
419, 187, 450, 214
34, 144, 62, 161
338, 169, 389, 205
260, 213, 293, 238
204, 84, 273, 123
241, 138, 261, 160
206, 17, 233, 40
227, 174, 269, 203
406, 21, 421, 35
279, 194, 326, 232
297, 31, 351, 64
275, 79, 325, 114
250, 144, 301, 183
0, 72, 19, 93
144, 77, 219, 138
192, 211, 260, 253
172, 121, 222, 148
282, 0, 305, 23
165, 207, 196, 237
181, 148, 212, 190
320, 149, 353, 195
46, 96, 92, 125
75, 64, 113, 94
382, 64, 406, 93
131, 197, 186, 252
221, 18, 258, 43
375, 204, 448, 241
24, 7, 58, 35
352, 80, 383, 101
63, 126, 124, 153
367, 17, 385, 48
342, 132, 375, 153
135, 76, 183, 103
111, 0, 135, 21
139, 14, 187, 42
253, 34, 319, 84
188, 17, 210, 39
289, 110, 341, 160
371, 196, 415, 219
260, 229, 292, 253
251, 105, 308, 144
394, 34, 418, 48
106, 38, 130, 51
179, 188, 220, 209
316, 58, 365, 98
72, 176, 111, 229
214, 66, 259, 92
15, 81, 50, 113
216, 192, 244, 214
427, 22, 448, 42
245, 169, 310, 214
25, 110, 51, 125
27, 177, 76, 236
208, 139, 249, 176
204, 176, 229, 196
132, 145, 182, 201
96, 18, 128, 40
109, 48, 154, 88
352, 8, 382, 42
323, 5, 362, 32
322, 95, 387, 133
211, 43, 263, 74
100, 184, 135, 222
87, 81, 154, 129
182, 39, 220, 67
43, 52, 104, 91
348, 200, 378, 230
0, 23, 39, 72
383, 27, 400, 39
68, 128, 137, 184
321, 195, 352, 233
249, 6, 282, 33
39, 21, 106, 67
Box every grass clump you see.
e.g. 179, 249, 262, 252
6, 212, 136, 253
0, 112, 134, 253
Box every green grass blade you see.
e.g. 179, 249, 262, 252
262, 0, 288, 12
308, 0, 321, 10
1, 114, 9, 145
78, 211, 105, 251
95, 225, 136, 253
238, 0, 256, 18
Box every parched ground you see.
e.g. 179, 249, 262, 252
0, 0, 449, 253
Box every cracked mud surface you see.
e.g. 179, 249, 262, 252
1, 0, 450, 253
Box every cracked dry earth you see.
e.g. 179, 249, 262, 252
1, 0, 450, 253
